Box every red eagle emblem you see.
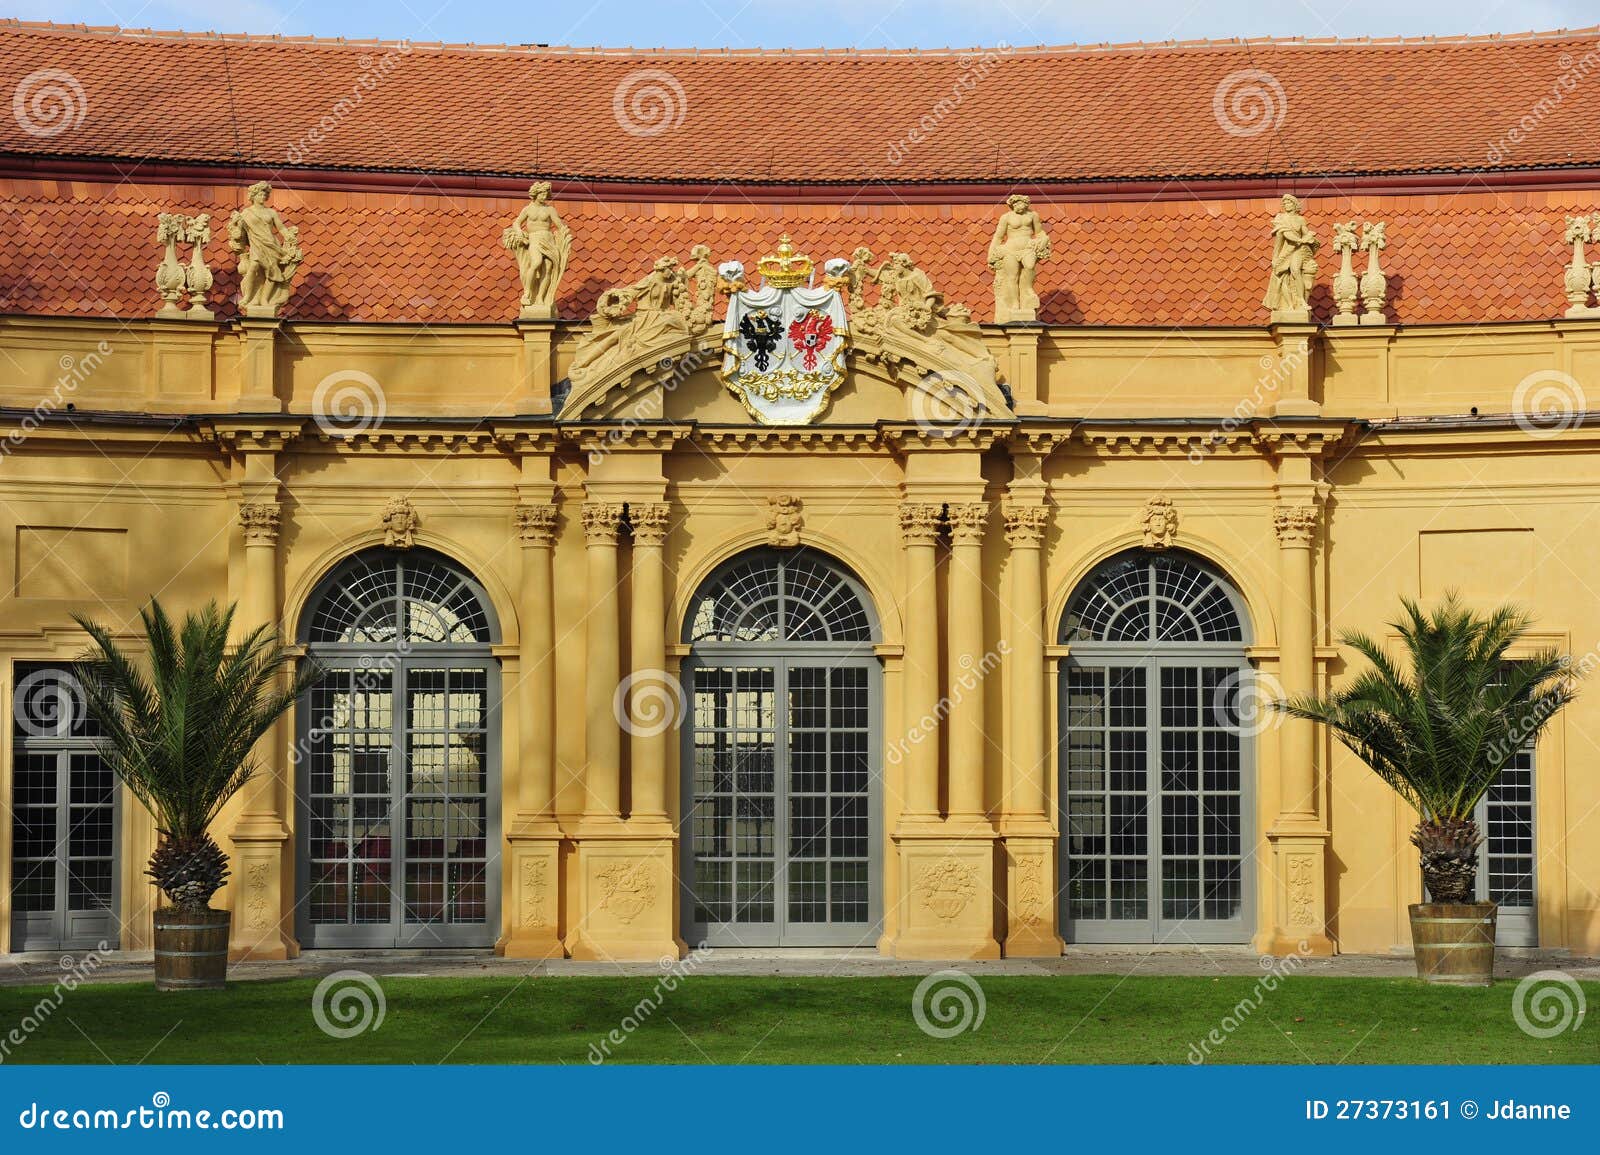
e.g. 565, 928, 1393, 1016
788, 310, 835, 371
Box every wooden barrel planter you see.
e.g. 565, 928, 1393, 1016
153, 909, 231, 991
1409, 902, 1496, 986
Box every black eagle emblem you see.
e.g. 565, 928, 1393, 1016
738, 310, 783, 371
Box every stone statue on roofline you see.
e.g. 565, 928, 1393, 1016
502, 181, 572, 319
228, 182, 303, 319
1262, 193, 1319, 323
568, 253, 695, 390
848, 248, 993, 380
989, 194, 1051, 323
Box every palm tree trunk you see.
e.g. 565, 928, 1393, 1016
1410, 817, 1482, 904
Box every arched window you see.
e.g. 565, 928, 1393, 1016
297, 549, 500, 949
1058, 550, 1254, 944
686, 548, 875, 644
1062, 552, 1246, 645
681, 548, 881, 947
305, 551, 494, 646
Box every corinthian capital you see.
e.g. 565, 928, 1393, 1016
898, 502, 944, 544
1273, 504, 1320, 545
1003, 502, 1049, 547
581, 501, 625, 543
238, 501, 281, 545
948, 502, 990, 544
629, 502, 672, 546
515, 503, 558, 545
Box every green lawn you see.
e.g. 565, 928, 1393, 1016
0, 975, 1594, 1064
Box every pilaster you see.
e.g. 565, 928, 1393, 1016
1257, 483, 1335, 957
501, 497, 564, 959
228, 480, 295, 960
998, 496, 1063, 956
514, 317, 557, 415
235, 318, 284, 413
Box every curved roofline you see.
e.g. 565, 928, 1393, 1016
5, 17, 1599, 57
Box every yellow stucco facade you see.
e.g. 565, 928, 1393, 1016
2, 309, 1598, 961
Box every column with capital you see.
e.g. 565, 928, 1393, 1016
1259, 500, 1336, 956
579, 501, 625, 822
228, 498, 294, 960
891, 501, 1000, 959
625, 502, 674, 828
945, 502, 991, 824
998, 499, 1064, 956
501, 501, 564, 958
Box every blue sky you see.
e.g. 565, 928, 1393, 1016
13, 0, 1598, 47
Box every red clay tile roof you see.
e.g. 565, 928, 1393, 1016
2, 177, 1587, 326
3, 21, 1600, 185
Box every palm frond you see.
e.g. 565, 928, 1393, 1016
1274, 592, 1576, 822
73, 599, 320, 848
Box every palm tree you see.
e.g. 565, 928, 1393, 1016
73, 600, 316, 912
1276, 594, 1574, 903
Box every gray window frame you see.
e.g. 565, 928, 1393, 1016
295, 549, 502, 950
1475, 746, 1537, 947
679, 548, 883, 948
9, 663, 121, 952
1058, 550, 1257, 945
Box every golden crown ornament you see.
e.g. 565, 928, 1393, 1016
756, 235, 815, 289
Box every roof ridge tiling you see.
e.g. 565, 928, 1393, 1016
2, 16, 1598, 58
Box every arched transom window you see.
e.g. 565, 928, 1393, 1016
686, 548, 875, 644
1061, 552, 1246, 644
305, 550, 495, 646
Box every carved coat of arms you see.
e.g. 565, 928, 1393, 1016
720, 235, 849, 425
